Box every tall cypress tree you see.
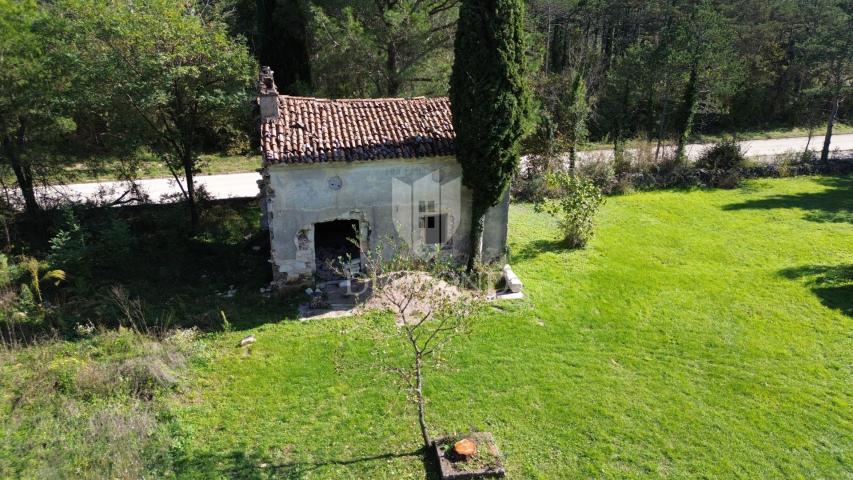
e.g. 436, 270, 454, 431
450, 0, 530, 270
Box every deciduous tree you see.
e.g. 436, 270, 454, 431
669, 2, 739, 163
800, 0, 852, 163
0, 0, 72, 217
69, 0, 255, 228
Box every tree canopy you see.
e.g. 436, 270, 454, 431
0, 0, 79, 217
308, 0, 459, 97
65, 0, 256, 227
1, 0, 851, 224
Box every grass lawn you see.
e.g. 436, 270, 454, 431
17, 154, 262, 185
167, 176, 852, 479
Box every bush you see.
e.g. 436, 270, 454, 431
775, 149, 818, 177
48, 209, 140, 290
0, 254, 66, 329
535, 172, 605, 248
613, 145, 632, 177
0, 254, 9, 287
512, 173, 550, 202
48, 207, 89, 278
512, 148, 562, 202
696, 138, 746, 171
94, 217, 136, 276
577, 154, 616, 193
693, 139, 747, 188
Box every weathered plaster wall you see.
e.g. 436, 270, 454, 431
264, 156, 509, 284
482, 191, 510, 260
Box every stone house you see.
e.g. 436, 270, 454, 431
257, 67, 509, 285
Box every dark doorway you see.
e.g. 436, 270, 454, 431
314, 219, 360, 280
420, 214, 447, 245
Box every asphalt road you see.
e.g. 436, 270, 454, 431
39, 171, 263, 205
42, 133, 853, 204
578, 132, 853, 162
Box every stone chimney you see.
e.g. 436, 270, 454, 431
258, 66, 280, 120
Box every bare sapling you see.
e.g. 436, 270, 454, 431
345, 241, 483, 449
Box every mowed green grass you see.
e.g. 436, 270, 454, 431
169, 176, 853, 479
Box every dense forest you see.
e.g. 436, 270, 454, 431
1, 0, 851, 222
233, 0, 851, 145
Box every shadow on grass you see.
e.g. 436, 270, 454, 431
722, 176, 853, 224
779, 264, 853, 317
2, 198, 301, 342
174, 447, 438, 480
511, 237, 577, 262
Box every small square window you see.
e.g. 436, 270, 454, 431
418, 200, 436, 213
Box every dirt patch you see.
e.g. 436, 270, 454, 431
358, 272, 469, 324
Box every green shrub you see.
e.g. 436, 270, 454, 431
696, 138, 746, 171
535, 172, 605, 248
0, 254, 9, 287
49, 210, 138, 289
577, 156, 616, 193
512, 173, 551, 202
692, 139, 746, 188
18, 284, 35, 312
776, 149, 817, 177
613, 146, 632, 176
48, 207, 89, 277
95, 217, 136, 275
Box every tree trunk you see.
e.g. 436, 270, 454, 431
613, 137, 626, 173
8, 151, 39, 217
568, 144, 576, 170
654, 76, 671, 162
614, 77, 630, 171
804, 125, 814, 161
820, 91, 839, 164
414, 355, 431, 448
0, 213, 10, 253
466, 206, 485, 272
182, 154, 199, 229
2, 121, 40, 217
675, 63, 698, 164
543, 3, 552, 74
386, 42, 401, 96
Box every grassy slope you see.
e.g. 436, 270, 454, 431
170, 176, 852, 479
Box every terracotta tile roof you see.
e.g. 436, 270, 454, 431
260, 96, 455, 165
